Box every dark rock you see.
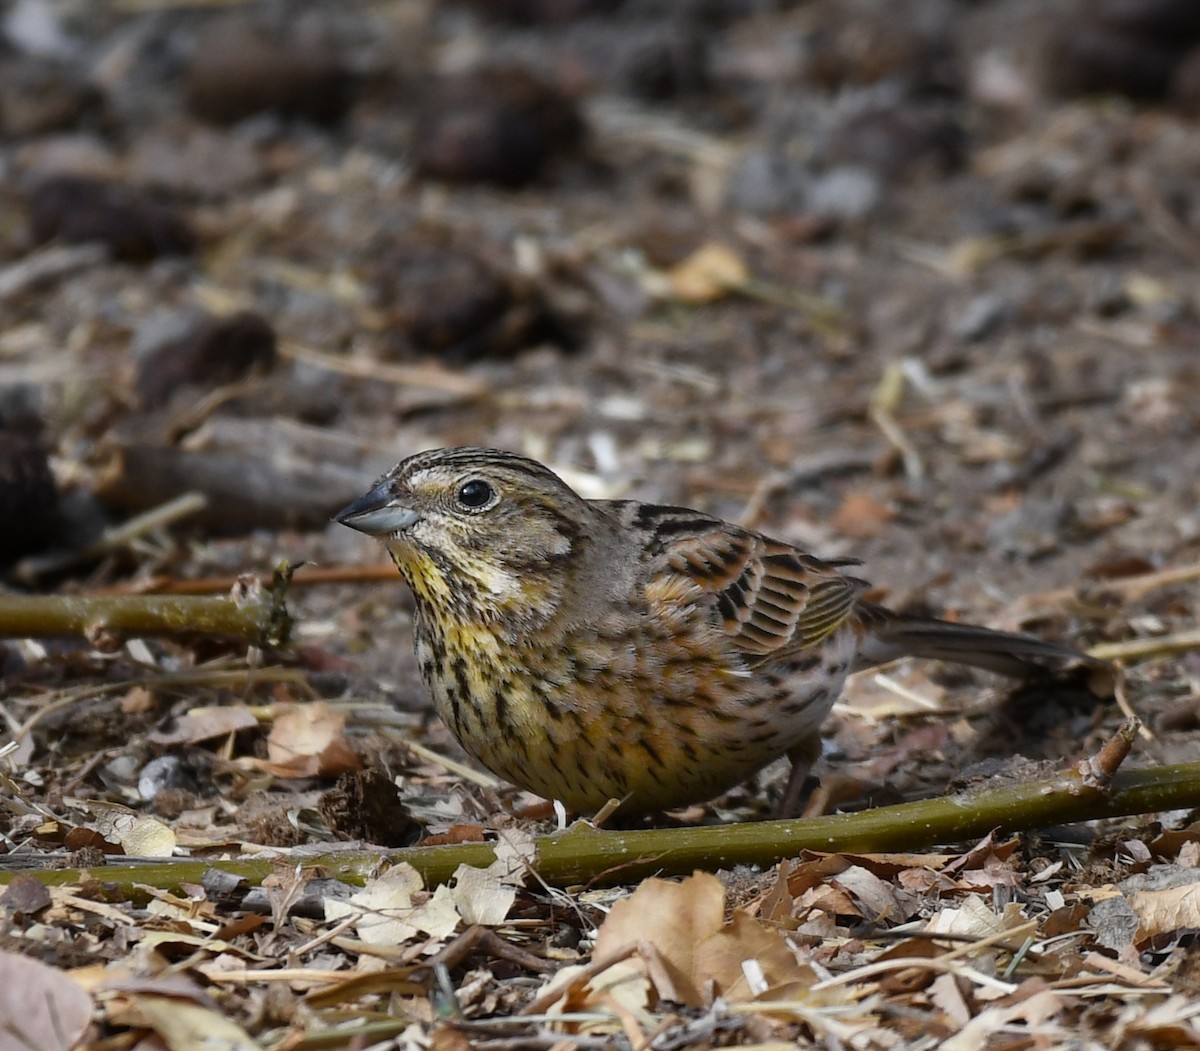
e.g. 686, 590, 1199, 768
138, 755, 201, 801
414, 66, 585, 187
1170, 47, 1200, 113
1096, 0, 1200, 40
377, 237, 572, 360
135, 311, 277, 404
1042, 24, 1185, 100
456, 0, 624, 25
29, 177, 196, 261
0, 430, 59, 566
617, 22, 711, 100
185, 16, 354, 125
402, 252, 512, 353
800, 0, 959, 94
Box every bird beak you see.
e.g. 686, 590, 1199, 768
334, 482, 420, 536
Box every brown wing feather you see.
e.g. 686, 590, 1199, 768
663, 525, 870, 662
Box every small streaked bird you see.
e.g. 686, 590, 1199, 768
336, 447, 1097, 818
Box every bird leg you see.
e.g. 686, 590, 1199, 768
778, 734, 822, 818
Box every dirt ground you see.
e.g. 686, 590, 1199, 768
3, 1, 1200, 1047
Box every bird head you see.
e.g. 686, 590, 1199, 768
336, 447, 603, 632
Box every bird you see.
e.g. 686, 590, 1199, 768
336, 446, 1098, 819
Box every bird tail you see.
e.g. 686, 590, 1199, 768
853, 604, 1101, 681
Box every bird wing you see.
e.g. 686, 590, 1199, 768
654, 516, 870, 662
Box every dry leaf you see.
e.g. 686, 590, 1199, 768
241, 701, 360, 777
830, 490, 896, 539
67, 799, 176, 857
592, 872, 799, 1008
927, 896, 1026, 939
125, 995, 258, 1051
1129, 881, 1200, 942
149, 705, 259, 745
0, 950, 92, 1051
325, 862, 460, 945
665, 243, 749, 304
119, 816, 177, 857
451, 863, 517, 926
830, 865, 911, 924
120, 685, 157, 714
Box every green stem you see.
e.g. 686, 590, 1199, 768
6, 761, 1197, 896
0, 568, 292, 645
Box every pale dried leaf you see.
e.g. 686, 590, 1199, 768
69, 799, 177, 854
927, 896, 1026, 938
127, 994, 258, 1051
118, 816, 177, 857
326, 863, 460, 945
325, 863, 423, 945
409, 884, 462, 939
0, 950, 92, 1051
665, 243, 749, 304
543, 958, 651, 1033
149, 705, 258, 745
1129, 881, 1200, 941
831, 865, 909, 923
451, 862, 517, 926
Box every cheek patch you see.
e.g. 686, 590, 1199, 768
544, 529, 572, 557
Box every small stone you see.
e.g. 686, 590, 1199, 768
953, 294, 1010, 343
376, 239, 567, 361
29, 176, 196, 260
127, 126, 266, 197
724, 148, 811, 217
1041, 24, 1185, 100
135, 311, 277, 404
414, 66, 585, 187
805, 166, 883, 223
0, 428, 59, 567
138, 755, 199, 801
457, 0, 623, 25
185, 15, 354, 125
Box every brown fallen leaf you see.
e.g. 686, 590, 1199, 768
664, 243, 749, 304
149, 704, 259, 746
120, 995, 258, 1051
1128, 879, 1200, 943
66, 799, 177, 857
0, 950, 93, 1051
592, 871, 800, 1007
238, 701, 360, 778
830, 490, 896, 539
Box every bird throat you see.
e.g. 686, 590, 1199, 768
386, 540, 563, 636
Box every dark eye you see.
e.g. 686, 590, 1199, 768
456, 479, 496, 510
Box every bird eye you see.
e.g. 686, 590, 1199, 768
455, 479, 496, 510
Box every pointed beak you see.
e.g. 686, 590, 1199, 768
334, 481, 420, 536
